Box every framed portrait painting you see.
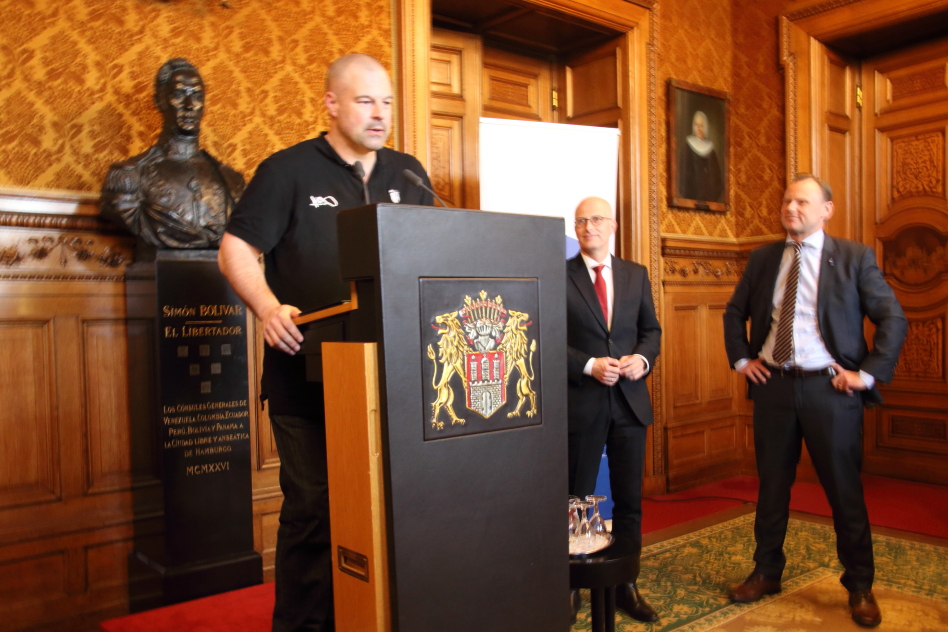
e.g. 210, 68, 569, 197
668, 79, 729, 212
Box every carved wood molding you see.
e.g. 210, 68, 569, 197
894, 316, 944, 380
647, 6, 662, 477
663, 259, 745, 281
779, 16, 798, 179
659, 238, 766, 283
784, 0, 864, 22
0, 190, 134, 277
0, 210, 121, 233
0, 233, 132, 272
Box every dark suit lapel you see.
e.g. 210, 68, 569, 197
568, 255, 609, 333
611, 256, 630, 320
760, 241, 785, 306
817, 234, 838, 324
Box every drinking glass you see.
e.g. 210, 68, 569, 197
585, 495, 608, 535
568, 496, 581, 539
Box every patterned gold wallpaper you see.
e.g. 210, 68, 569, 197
4, 0, 788, 241
656, 0, 786, 239
0, 0, 394, 193
730, 0, 786, 238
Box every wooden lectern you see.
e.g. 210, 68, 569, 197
297, 204, 568, 632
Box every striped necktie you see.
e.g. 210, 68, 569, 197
772, 241, 802, 366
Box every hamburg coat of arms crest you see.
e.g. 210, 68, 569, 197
425, 289, 539, 432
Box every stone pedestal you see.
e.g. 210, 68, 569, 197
129, 250, 261, 610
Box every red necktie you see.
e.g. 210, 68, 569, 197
593, 264, 609, 324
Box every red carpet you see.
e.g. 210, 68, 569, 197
643, 474, 948, 539
642, 495, 744, 533
100, 474, 947, 631
99, 582, 274, 632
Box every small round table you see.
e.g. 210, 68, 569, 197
569, 538, 639, 632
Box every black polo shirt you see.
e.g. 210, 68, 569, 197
226, 132, 434, 415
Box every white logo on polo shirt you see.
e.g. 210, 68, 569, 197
309, 195, 338, 208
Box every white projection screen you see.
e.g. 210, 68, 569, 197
478, 117, 620, 257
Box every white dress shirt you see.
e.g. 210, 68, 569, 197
736, 230, 874, 387
579, 253, 650, 377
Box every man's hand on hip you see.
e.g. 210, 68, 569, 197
830, 362, 867, 395
737, 358, 771, 384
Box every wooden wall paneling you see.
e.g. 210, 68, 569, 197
254, 498, 282, 583
660, 239, 749, 490
249, 315, 281, 477
83, 320, 133, 495
481, 46, 553, 122
0, 224, 139, 630
430, 29, 482, 209
54, 312, 86, 503
669, 302, 701, 408
0, 318, 57, 510
662, 289, 744, 490
248, 311, 282, 583
0, 523, 136, 629
0, 189, 279, 628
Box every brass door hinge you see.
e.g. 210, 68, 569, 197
552, 89, 559, 110
856, 86, 863, 109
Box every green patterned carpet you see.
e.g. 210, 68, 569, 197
571, 513, 948, 631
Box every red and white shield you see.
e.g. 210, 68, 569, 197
465, 351, 506, 417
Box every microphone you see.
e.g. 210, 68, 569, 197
402, 169, 452, 208
351, 161, 369, 205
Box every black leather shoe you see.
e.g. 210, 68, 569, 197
570, 589, 581, 624
729, 572, 782, 603
615, 582, 658, 622
849, 589, 882, 628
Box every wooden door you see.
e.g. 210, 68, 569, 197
861, 37, 948, 485
817, 47, 860, 241
561, 37, 633, 254
429, 28, 482, 209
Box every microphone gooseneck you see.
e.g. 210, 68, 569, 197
402, 169, 452, 208
351, 160, 370, 205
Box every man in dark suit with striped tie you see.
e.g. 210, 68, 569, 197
566, 197, 662, 623
723, 174, 907, 628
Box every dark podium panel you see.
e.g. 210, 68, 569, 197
311, 204, 568, 632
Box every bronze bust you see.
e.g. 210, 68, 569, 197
101, 58, 245, 249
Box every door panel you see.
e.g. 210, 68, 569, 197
481, 47, 553, 122
820, 48, 858, 241
430, 29, 482, 209
862, 37, 948, 485
561, 38, 623, 127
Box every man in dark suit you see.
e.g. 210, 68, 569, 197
567, 197, 662, 623
723, 174, 906, 628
